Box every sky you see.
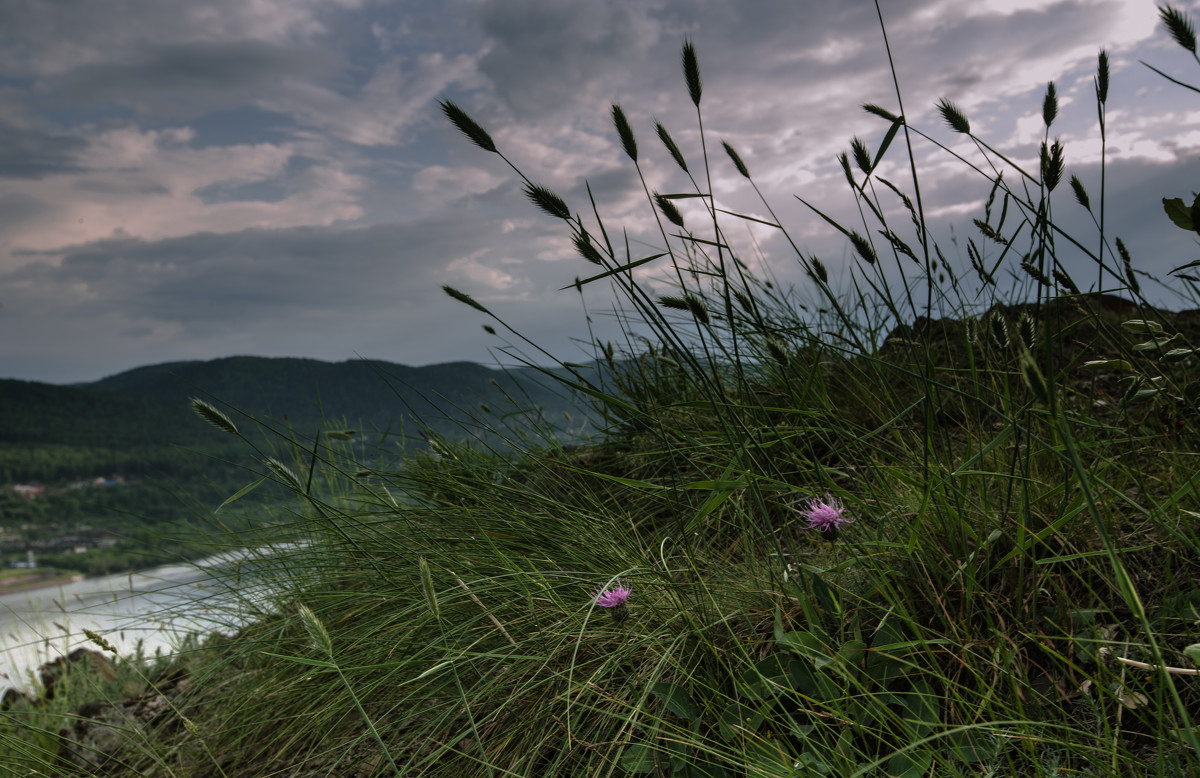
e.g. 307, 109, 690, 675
3, 0, 1200, 384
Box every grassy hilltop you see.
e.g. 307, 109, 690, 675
5, 5, 1200, 776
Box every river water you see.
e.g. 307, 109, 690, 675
0, 546, 298, 690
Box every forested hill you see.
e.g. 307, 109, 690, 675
88, 356, 589, 440
1, 356, 594, 483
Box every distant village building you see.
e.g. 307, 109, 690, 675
12, 484, 45, 499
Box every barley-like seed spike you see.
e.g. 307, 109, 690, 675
723, 141, 750, 178
1070, 175, 1091, 211
682, 40, 702, 107
523, 182, 571, 220
937, 98, 971, 134
1040, 140, 1065, 192
191, 398, 239, 436
862, 103, 900, 122
990, 314, 1010, 350
611, 104, 637, 162
850, 137, 872, 175
1042, 82, 1058, 127
654, 193, 685, 227
850, 232, 877, 265
443, 285, 491, 314
1160, 5, 1197, 53
439, 100, 497, 153
655, 122, 689, 173
1096, 49, 1109, 104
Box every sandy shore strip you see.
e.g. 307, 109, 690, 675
0, 572, 86, 596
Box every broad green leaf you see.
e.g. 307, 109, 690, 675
620, 744, 657, 774
1161, 347, 1196, 362
651, 682, 699, 722
1184, 643, 1200, 666
1122, 319, 1163, 333
811, 572, 841, 618
887, 749, 934, 778
718, 703, 765, 741
1164, 197, 1195, 231
901, 680, 939, 738
946, 729, 997, 763
1079, 359, 1133, 371
1131, 334, 1177, 351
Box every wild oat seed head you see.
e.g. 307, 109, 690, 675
191, 398, 239, 436
851, 137, 872, 175
1070, 175, 1091, 211
965, 317, 979, 344
611, 104, 638, 162
990, 313, 1010, 350
1040, 139, 1065, 192
1096, 49, 1110, 104
439, 100, 497, 153
1160, 4, 1197, 53
850, 231, 877, 265
1018, 312, 1039, 351
937, 98, 971, 134
265, 457, 304, 492
524, 182, 571, 220
682, 40, 702, 107
810, 256, 829, 284
862, 103, 900, 123
654, 193, 685, 227
573, 231, 605, 265
1054, 268, 1080, 295
1042, 82, 1058, 127
723, 141, 750, 178
655, 122, 689, 173
443, 285, 491, 314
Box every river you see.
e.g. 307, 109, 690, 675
0, 546, 299, 690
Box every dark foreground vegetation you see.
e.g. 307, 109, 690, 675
5, 5, 1200, 776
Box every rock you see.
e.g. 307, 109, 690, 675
38, 648, 115, 701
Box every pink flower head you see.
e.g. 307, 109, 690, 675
800, 495, 852, 532
594, 581, 631, 608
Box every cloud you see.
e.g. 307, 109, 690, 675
0, 121, 86, 179
55, 41, 328, 117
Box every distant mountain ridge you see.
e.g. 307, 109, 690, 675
0, 356, 595, 482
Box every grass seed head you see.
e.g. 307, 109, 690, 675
1160, 4, 1197, 53
655, 193, 685, 227
937, 98, 971, 134
439, 100, 497, 153
611, 103, 638, 162
1042, 81, 1058, 127
523, 182, 571, 220
655, 121, 689, 172
682, 40, 702, 106
723, 141, 750, 178
191, 398, 239, 436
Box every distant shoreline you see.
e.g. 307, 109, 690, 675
0, 571, 86, 596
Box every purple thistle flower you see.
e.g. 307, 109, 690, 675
800, 495, 852, 532
594, 581, 631, 608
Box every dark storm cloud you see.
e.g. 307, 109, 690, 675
474, 0, 666, 118
0, 121, 85, 178
5, 214, 551, 331
56, 41, 325, 114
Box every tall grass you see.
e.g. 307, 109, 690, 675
6, 3, 1200, 775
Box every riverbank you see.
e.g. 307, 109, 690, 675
0, 569, 84, 595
